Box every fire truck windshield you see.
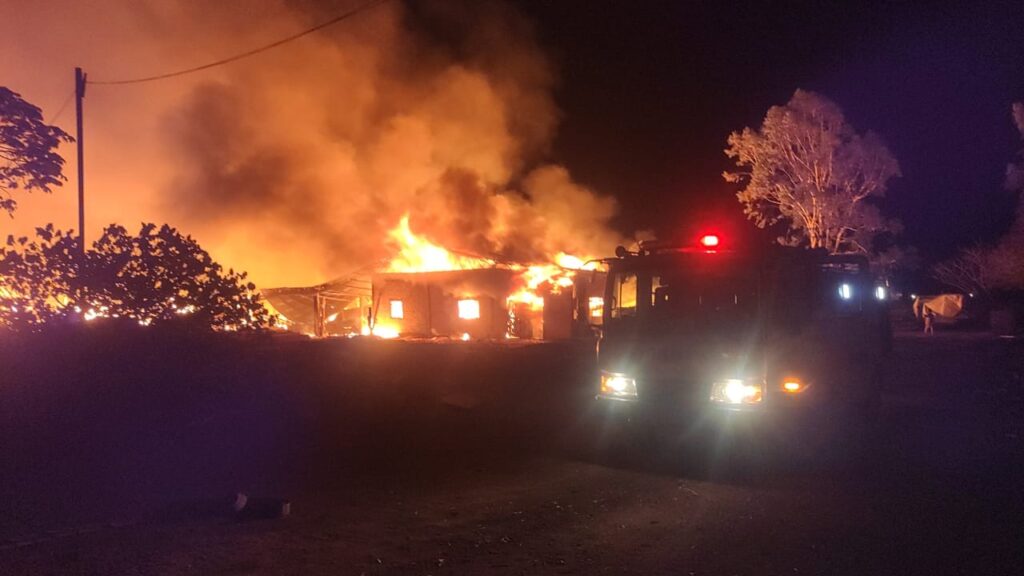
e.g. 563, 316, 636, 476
608, 255, 760, 334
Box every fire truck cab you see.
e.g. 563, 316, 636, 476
595, 235, 890, 445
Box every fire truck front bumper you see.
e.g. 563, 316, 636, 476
593, 391, 811, 441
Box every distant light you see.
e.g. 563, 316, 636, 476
838, 283, 853, 300
700, 234, 720, 248
461, 332, 471, 341
783, 380, 803, 393
875, 286, 886, 301
910, 294, 917, 299
969, 293, 975, 298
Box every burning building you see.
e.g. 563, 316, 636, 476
370, 268, 515, 339
262, 276, 372, 337
263, 266, 604, 341
262, 215, 606, 341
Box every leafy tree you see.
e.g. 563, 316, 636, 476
0, 224, 78, 325
0, 223, 273, 331
0, 88, 74, 216
724, 90, 901, 254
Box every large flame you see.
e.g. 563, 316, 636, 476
386, 215, 495, 273
506, 253, 600, 311
378, 214, 601, 338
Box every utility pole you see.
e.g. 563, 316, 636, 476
75, 67, 86, 253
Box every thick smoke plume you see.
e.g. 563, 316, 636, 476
1, 0, 623, 287
164, 0, 622, 286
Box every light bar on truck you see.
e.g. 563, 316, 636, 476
699, 234, 720, 248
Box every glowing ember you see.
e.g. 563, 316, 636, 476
361, 322, 399, 339
371, 326, 399, 339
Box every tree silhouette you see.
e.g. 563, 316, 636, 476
0, 88, 74, 216
0, 223, 273, 331
934, 104, 1024, 295
724, 90, 901, 254
0, 224, 77, 325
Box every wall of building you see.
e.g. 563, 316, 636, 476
370, 269, 516, 339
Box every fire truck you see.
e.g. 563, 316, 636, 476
594, 233, 890, 448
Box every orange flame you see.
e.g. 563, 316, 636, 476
386, 215, 494, 273
379, 214, 601, 338
505, 253, 599, 310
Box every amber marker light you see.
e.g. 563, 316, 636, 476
782, 379, 806, 393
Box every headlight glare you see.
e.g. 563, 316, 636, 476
710, 378, 763, 405
600, 372, 637, 398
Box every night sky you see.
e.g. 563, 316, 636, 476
513, 0, 1024, 261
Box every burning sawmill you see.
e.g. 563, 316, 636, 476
262, 215, 606, 340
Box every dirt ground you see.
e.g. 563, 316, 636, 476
1, 327, 1023, 575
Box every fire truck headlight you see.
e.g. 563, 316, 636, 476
710, 378, 764, 405
600, 372, 637, 398
838, 283, 853, 300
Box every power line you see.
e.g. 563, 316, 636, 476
48, 88, 75, 123
90, 0, 391, 86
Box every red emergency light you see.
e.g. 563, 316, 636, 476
699, 234, 720, 248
